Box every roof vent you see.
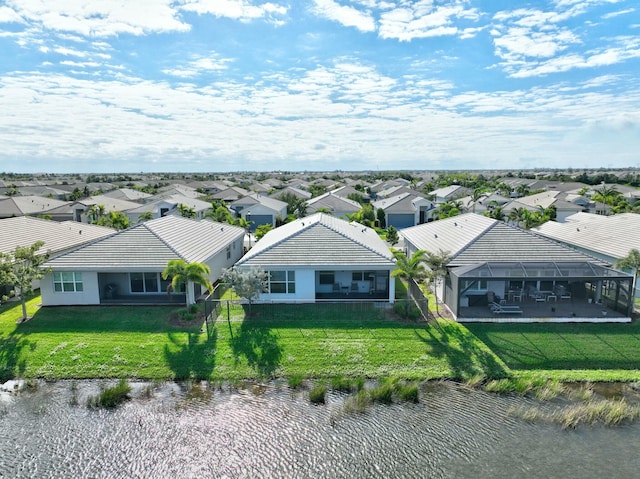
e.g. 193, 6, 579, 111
221, 227, 224, 231
576, 228, 580, 232
454, 222, 457, 226
434, 234, 438, 238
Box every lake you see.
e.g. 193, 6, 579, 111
1, 380, 639, 478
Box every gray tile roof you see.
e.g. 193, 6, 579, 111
45, 216, 245, 271
0, 217, 114, 256
533, 212, 640, 259
236, 213, 395, 269
400, 213, 601, 267
305, 192, 361, 214
0, 196, 70, 217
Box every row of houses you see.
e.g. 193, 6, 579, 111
2, 210, 636, 323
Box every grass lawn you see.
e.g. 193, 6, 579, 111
0, 296, 506, 382
466, 321, 640, 382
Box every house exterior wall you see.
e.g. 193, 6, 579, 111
387, 213, 416, 229
41, 271, 100, 306
205, 236, 244, 283
256, 268, 316, 302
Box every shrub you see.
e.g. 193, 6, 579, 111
309, 383, 327, 404
87, 379, 131, 409
288, 374, 304, 389
331, 376, 364, 393
369, 381, 394, 404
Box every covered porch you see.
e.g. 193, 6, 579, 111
314, 270, 392, 301
448, 261, 634, 322
97, 272, 189, 305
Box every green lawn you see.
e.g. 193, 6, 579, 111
0, 297, 505, 381
466, 321, 640, 381
2, 296, 640, 382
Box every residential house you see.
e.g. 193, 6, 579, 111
210, 186, 250, 203
372, 193, 435, 229
229, 193, 288, 231
102, 188, 153, 203
235, 213, 396, 303
400, 213, 634, 322
270, 186, 312, 202
427, 185, 471, 204
40, 216, 245, 306
305, 192, 361, 219
125, 194, 212, 223
0, 196, 70, 219
533, 212, 640, 297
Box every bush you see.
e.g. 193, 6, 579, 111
87, 379, 131, 409
309, 383, 327, 404
331, 376, 364, 393
288, 374, 304, 389
369, 381, 394, 404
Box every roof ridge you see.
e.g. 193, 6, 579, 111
144, 216, 189, 261
448, 217, 497, 261
321, 218, 392, 261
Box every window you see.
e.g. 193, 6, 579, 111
463, 279, 487, 291
319, 272, 334, 285
269, 270, 295, 294
130, 272, 167, 293
352, 271, 374, 281
53, 272, 83, 292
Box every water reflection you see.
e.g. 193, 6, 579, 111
0, 380, 639, 478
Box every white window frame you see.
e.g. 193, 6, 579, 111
268, 270, 296, 294
53, 272, 84, 293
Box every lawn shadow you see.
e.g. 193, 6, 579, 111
415, 320, 509, 380
163, 329, 217, 380
0, 332, 31, 381
230, 310, 283, 378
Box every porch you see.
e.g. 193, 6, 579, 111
314, 270, 392, 302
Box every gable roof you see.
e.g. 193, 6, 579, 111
0, 216, 114, 256
533, 212, 640, 259
231, 193, 287, 213
305, 192, 361, 213
44, 216, 245, 271
373, 192, 432, 213
0, 196, 70, 217
236, 213, 394, 268
400, 213, 601, 267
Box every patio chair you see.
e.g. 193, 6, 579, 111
351, 282, 359, 293
333, 282, 341, 293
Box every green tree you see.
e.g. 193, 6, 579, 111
177, 203, 196, 219
615, 248, 640, 281
424, 249, 452, 317
161, 259, 213, 307
87, 204, 106, 223
220, 267, 268, 314
254, 224, 273, 241
137, 211, 153, 223
0, 241, 50, 322
95, 211, 130, 230
386, 226, 399, 246
376, 207, 386, 228
391, 249, 427, 318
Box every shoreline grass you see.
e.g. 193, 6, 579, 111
1, 296, 640, 383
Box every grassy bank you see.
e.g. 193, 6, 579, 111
466, 321, 640, 382
1, 296, 639, 382
0, 297, 505, 381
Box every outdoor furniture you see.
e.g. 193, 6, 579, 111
333, 282, 341, 293
546, 294, 557, 302
351, 282, 359, 293
490, 302, 523, 315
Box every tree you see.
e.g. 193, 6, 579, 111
470, 188, 487, 213
220, 267, 268, 314
0, 241, 50, 322
424, 249, 452, 317
137, 211, 153, 223
161, 259, 213, 307
376, 207, 386, 228
254, 224, 273, 241
177, 203, 196, 219
87, 204, 106, 223
95, 211, 130, 230
615, 249, 640, 281
386, 226, 399, 246
391, 249, 427, 317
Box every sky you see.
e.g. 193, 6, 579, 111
0, 0, 639, 174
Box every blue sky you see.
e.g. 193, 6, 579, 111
0, 0, 639, 173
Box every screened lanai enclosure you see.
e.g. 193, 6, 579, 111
447, 261, 634, 321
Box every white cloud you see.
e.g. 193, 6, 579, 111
0, 5, 24, 23
179, 0, 288, 24
311, 0, 376, 32
5, 0, 190, 37
378, 3, 479, 41
162, 52, 233, 78
602, 8, 635, 19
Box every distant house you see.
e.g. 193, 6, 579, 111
125, 194, 212, 223
0, 196, 70, 219
102, 188, 153, 203
372, 193, 435, 228
46, 195, 142, 223
400, 213, 634, 322
41, 216, 245, 306
305, 192, 361, 219
427, 185, 471, 204
210, 187, 250, 203
235, 213, 396, 303
270, 186, 312, 202
229, 193, 288, 231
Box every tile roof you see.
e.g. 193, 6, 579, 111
236, 213, 395, 268
305, 192, 361, 213
400, 213, 601, 267
0, 196, 70, 217
533, 212, 640, 259
0, 216, 114, 256
44, 216, 245, 271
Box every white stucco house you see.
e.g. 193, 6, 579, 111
234, 213, 396, 303
40, 216, 245, 306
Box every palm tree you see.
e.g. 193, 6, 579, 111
470, 188, 487, 213
391, 249, 427, 317
161, 259, 213, 307
615, 249, 640, 279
